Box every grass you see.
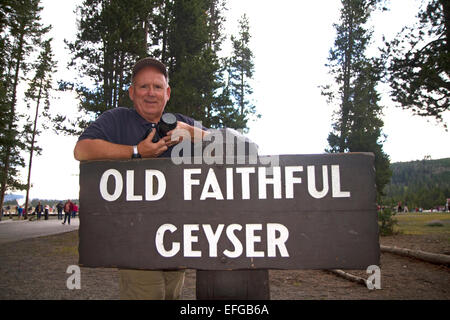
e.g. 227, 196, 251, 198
393, 212, 450, 235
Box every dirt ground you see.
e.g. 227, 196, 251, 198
0, 231, 448, 300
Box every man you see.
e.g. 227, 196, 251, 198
62, 199, 73, 225
35, 201, 43, 220
18, 206, 23, 219
72, 202, 78, 219
74, 57, 208, 300
56, 201, 64, 220
44, 204, 49, 220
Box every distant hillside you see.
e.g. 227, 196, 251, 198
4, 194, 23, 202
383, 157, 450, 209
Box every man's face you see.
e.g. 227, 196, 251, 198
129, 66, 171, 123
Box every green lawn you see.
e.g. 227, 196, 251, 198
393, 212, 450, 235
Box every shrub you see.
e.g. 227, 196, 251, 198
378, 207, 397, 236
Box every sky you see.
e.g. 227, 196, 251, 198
14, 0, 450, 201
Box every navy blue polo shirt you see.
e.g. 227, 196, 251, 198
78, 107, 206, 158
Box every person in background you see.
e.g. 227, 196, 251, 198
72, 202, 78, 218
403, 202, 409, 213
56, 201, 64, 220
397, 202, 403, 213
35, 202, 43, 220
62, 199, 74, 225
18, 206, 23, 219
44, 205, 49, 220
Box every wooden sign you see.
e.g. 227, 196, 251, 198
78, 153, 379, 270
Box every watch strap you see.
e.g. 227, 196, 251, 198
131, 145, 141, 158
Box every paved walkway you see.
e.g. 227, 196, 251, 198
0, 217, 79, 244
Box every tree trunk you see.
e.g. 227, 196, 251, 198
24, 83, 43, 218
339, 14, 354, 153
161, 0, 169, 64
380, 245, 450, 266
112, 53, 119, 109
327, 269, 367, 286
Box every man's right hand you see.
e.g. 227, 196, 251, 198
137, 128, 168, 158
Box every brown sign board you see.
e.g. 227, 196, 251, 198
78, 153, 379, 270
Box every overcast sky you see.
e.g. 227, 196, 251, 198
15, 0, 450, 201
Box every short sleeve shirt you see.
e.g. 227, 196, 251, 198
78, 107, 206, 158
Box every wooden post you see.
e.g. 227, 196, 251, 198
196, 270, 270, 300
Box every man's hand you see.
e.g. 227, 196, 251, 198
166, 122, 208, 144
137, 128, 181, 158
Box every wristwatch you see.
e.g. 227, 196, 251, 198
131, 145, 141, 159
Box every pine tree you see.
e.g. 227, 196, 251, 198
226, 14, 258, 130
59, 0, 256, 132
346, 61, 392, 198
383, 0, 449, 127
0, 0, 51, 210
322, 0, 391, 199
56, 0, 155, 135
151, 0, 172, 64
23, 39, 56, 217
164, 0, 228, 128
322, 0, 373, 153
148, 0, 242, 129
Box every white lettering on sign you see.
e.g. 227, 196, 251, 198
184, 224, 202, 257
203, 224, 225, 257
145, 169, 166, 201
200, 168, 224, 200
98, 165, 351, 202
235, 167, 255, 200
308, 165, 329, 199
126, 170, 142, 201
223, 224, 243, 258
226, 167, 234, 200
285, 166, 303, 199
331, 165, 351, 197
258, 167, 282, 199
246, 224, 265, 257
99, 169, 123, 201
99, 169, 166, 202
184, 168, 201, 200
183, 165, 351, 200
155, 224, 180, 257
154, 223, 290, 258
267, 223, 289, 257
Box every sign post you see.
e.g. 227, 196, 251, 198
78, 152, 379, 298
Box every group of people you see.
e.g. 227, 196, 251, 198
56, 200, 78, 225
28, 201, 49, 220
0, 200, 78, 222
397, 202, 409, 213
377, 201, 449, 214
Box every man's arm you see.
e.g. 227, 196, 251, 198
74, 129, 172, 161
74, 139, 134, 161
